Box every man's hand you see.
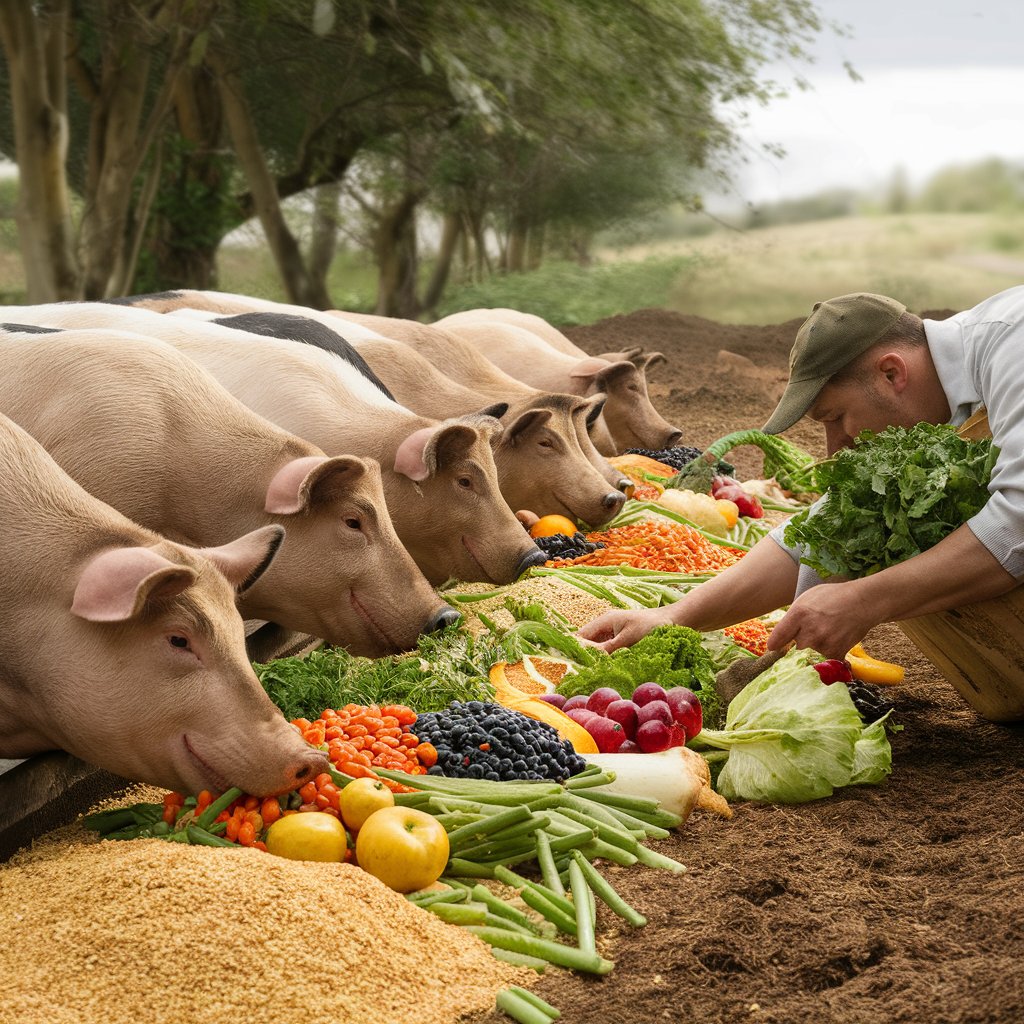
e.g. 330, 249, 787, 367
766, 579, 874, 660
577, 606, 675, 653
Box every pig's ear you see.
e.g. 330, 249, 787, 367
72, 548, 197, 623
394, 427, 438, 482
265, 456, 368, 514
639, 351, 667, 373
476, 401, 510, 420
592, 360, 635, 389
595, 346, 644, 364
505, 408, 553, 444
194, 524, 285, 594
568, 356, 612, 381
576, 393, 607, 430
426, 422, 479, 472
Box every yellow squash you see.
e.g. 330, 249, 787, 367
489, 663, 599, 754
846, 643, 905, 686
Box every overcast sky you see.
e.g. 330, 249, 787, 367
714, 0, 1024, 206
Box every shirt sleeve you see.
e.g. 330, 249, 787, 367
768, 499, 830, 598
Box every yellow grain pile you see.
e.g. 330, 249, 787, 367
0, 839, 523, 1024
452, 576, 613, 634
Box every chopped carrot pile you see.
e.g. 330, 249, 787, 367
550, 522, 744, 573
724, 618, 771, 656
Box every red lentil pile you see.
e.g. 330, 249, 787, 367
552, 521, 744, 573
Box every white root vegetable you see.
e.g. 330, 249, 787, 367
584, 747, 732, 823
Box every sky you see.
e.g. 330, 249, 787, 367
712, 0, 1024, 207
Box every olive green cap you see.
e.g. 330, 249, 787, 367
762, 292, 907, 434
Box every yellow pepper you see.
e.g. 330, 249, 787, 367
845, 643, 905, 686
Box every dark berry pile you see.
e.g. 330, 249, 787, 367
533, 531, 604, 561
846, 680, 896, 724
625, 446, 735, 477
414, 701, 588, 782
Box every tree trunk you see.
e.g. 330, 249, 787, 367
374, 189, 422, 318
505, 210, 529, 273
526, 220, 545, 270
308, 180, 342, 297
210, 48, 332, 309
0, 0, 79, 300
421, 210, 461, 314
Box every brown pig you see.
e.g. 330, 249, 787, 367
5, 306, 545, 586
183, 312, 627, 528
0, 410, 327, 795
0, 323, 454, 659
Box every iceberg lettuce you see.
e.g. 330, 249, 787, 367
691, 647, 894, 803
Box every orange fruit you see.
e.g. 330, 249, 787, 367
529, 514, 578, 538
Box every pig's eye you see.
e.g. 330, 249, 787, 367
344, 518, 361, 531
168, 635, 191, 650
457, 476, 473, 489
538, 438, 554, 449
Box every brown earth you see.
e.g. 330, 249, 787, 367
473, 307, 1024, 1024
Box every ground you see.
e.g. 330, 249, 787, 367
472, 307, 1024, 1024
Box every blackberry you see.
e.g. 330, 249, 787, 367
846, 680, 896, 723
625, 445, 735, 477
413, 700, 588, 782
534, 531, 604, 561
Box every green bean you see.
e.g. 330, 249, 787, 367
508, 986, 561, 1020
195, 787, 243, 831
446, 805, 534, 849
556, 793, 631, 830
185, 824, 237, 848
632, 844, 687, 874
535, 831, 565, 897
406, 888, 468, 908
454, 816, 549, 857
564, 764, 601, 783
491, 949, 547, 972
568, 859, 595, 956
471, 885, 543, 934
546, 828, 596, 856
578, 838, 638, 867
483, 913, 537, 936
569, 789, 661, 814
601, 805, 672, 840
426, 902, 488, 926
570, 850, 646, 927
446, 858, 496, 879
515, 886, 578, 937
555, 805, 642, 855
492, 866, 577, 919
496, 988, 555, 1024
466, 927, 614, 975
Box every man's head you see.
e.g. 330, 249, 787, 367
764, 293, 947, 454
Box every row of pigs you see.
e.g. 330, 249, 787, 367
0, 292, 682, 797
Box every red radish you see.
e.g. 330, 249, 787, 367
618, 739, 642, 754
665, 687, 703, 741
668, 723, 687, 748
562, 695, 591, 713
536, 692, 567, 709
587, 716, 626, 754
631, 682, 667, 707
604, 699, 639, 740
586, 687, 622, 715
636, 719, 672, 753
566, 708, 599, 728
637, 699, 673, 728
813, 659, 854, 685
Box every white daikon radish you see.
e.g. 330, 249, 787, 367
585, 747, 732, 822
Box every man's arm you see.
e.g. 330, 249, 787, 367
768, 521, 1018, 659
578, 535, 799, 652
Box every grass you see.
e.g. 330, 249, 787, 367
603, 211, 1024, 324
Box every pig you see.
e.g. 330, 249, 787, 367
0, 323, 454, 660
0, 410, 327, 795
7, 307, 545, 586
108, 289, 627, 473
437, 307, 589, 358
184, 311, 627, 527
423, 320, 683, 454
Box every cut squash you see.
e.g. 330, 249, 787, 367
489, 662, 599, 754
608, 454, 675, 478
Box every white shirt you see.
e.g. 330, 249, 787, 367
770, 285, 1024, 592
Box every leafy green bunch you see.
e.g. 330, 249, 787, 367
783, 423, 998, 578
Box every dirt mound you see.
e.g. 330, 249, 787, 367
474, 304, 1024, 1024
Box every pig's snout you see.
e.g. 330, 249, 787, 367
603, 490, 626, 514
290, 747, 329, 786
515, 546, 549, 577
663, 428, 684, 448
426, 605, 462, 633
615, 477, 633, 493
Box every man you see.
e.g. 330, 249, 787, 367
579, 287, 1024, 659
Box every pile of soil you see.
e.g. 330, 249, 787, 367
475, 306, 1024, 1024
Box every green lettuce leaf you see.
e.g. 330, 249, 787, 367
693, 648, 894, 803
